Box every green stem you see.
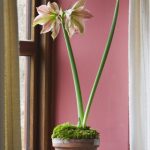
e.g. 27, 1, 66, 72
82, 0, 120, 127
62, 20, 84, 126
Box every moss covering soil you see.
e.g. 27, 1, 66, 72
51, 123, 99, 140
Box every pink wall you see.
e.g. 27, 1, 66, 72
54, 0, 129, 149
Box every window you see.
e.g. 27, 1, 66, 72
19, 56, 30, 150
17, 0, 34, 149
17, 0, 55, 149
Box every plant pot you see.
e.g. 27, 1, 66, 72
52, 138, 100, 150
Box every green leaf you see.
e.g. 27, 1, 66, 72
82, 0, 120, 127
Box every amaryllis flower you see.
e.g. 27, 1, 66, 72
65, 0, 93, 37
33, 2, 61, 39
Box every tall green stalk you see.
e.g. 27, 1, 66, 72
82, 0, 120, 127
62, 20, 84, 126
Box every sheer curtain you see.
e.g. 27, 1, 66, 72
129, 0, 150, 150
0, 0, 21, 149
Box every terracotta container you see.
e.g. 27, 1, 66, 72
52, 138, 100, 150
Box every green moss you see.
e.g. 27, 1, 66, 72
51, 123, 99, 140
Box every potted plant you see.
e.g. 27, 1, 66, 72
33, 0, 119, 149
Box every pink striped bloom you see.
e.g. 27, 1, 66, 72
33, 2, 61, 39
65, 0, 93, 37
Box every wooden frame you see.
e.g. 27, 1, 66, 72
19, 41, 35, 56
19, 0, 55, 149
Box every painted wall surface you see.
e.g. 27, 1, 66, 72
54, 0, 129, 150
